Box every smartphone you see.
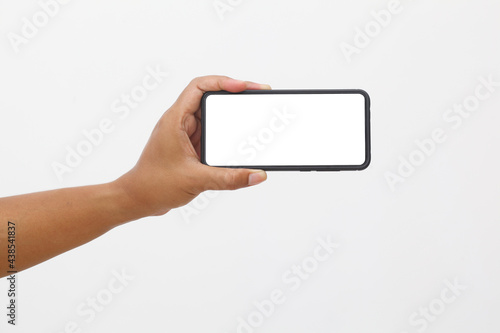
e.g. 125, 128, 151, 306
201, 89, 370, 171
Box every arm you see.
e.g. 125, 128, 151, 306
0, 76, 269, 278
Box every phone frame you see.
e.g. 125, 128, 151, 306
201, 89, 371, 171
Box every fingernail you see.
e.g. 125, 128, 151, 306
248, 170, 267, 186
260, 84, 272, 90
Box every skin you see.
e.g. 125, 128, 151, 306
0, 76, 270, 279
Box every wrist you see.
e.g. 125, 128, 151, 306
110, 173, 170, 220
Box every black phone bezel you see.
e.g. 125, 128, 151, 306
200, 89, 371, 172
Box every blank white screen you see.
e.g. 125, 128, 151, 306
204, 92, 367, 167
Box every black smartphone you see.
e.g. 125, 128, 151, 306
201, 89, 371, 171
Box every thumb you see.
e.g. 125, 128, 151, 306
200, 167, 267, 191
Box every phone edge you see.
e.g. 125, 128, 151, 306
200, 89, 371, 172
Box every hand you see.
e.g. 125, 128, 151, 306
115, 76, 271, 217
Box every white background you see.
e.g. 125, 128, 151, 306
0, 0, 499, 332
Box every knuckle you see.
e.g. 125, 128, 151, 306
191, 76, 206, 85
188, 77, 201, 88
223, 171, 239, 190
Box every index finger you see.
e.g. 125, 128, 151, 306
173, 75, 271, 116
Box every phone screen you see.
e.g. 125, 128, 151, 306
201, 90, 370, 171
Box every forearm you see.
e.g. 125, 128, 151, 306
0, 181, 147, 278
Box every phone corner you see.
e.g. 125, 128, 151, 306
355, 89, 370, 105
201, 91, 214, 104
357, 154, 371, 170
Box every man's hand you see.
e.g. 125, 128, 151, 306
115, 76, 270, 217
